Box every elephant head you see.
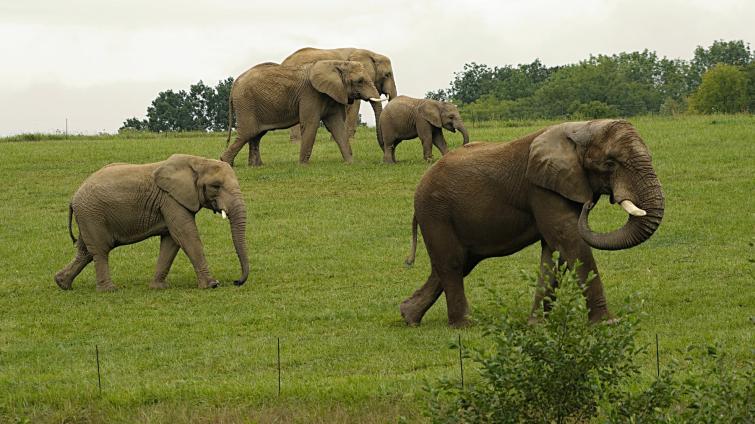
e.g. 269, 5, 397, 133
349, 50, 398, 101
154, 154, 249, 285
419, 100, 470, 145
310, 60, 382, 106
526, 119, 664, 250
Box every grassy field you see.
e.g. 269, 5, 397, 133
0, 115, 753, 422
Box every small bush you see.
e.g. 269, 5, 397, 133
425, 256, 754, 423
425, 258, 645, 423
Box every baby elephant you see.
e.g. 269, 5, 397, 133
379, 95, 469, 163
55, 154, 249, 291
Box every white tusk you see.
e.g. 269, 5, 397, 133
221, 210, 227, 220
620, 200, 646, 217
369, 97, 389, 102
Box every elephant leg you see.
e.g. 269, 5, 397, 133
247, 131, 267, 167
400, 268, 443, 326
323, 111, 353, 163
345, 102, 361, 140
416, 123, 435, 162
528, 240, 564, 324
432, 129, 449, 155
92, 251, 117, 292
532, 191, 613, 322
289, 125, 302, 144
150, 235, 180, 289
221, 134, 251, 167
162, 201, 218, 288
383, 138, 397, 164
54, 239, 93, 290
402, 219, 469, 327
298, 117, 321, 164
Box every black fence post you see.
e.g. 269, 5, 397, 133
96, 344, 102, 397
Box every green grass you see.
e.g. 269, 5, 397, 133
1, 115, 753, 422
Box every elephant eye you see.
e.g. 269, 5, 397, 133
604, 160, 617, 169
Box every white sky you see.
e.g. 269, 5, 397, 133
1, 0, 753, 135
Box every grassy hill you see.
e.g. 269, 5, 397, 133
0, 115, 753, 422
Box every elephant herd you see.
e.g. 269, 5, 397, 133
55, 47, 665, 327
219, 47, 469, 166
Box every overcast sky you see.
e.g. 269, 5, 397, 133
1, 0, 753, 136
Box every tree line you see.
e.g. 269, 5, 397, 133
121, 40, 753, 132
426, 39, 754, 121
121, 78, 234, 132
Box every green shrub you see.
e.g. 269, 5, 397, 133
425, 257, 645, 423
425, 257, 754, 423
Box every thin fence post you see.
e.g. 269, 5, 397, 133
277, 337, 281, 396
458, 334, 464, 390
656, 334, 660, 377
96, 344, 102, 397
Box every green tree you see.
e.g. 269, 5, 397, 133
689, 40, 753, 89
689, 64, 749, 113
425, 89, 449, 101
119, 117, 148, 132
209, 77, 234, 132
146, 89, 190, 132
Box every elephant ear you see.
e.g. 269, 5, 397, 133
310, 61, 348, 105
525, 122, 593, 204
153, 154, 201, 212
418, 101, 442, 128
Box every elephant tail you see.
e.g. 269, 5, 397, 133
67, 203, 77, 244
226, 91, 234, 146
404, 214, 418, 267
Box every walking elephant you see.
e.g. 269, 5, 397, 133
380, 95, 469, 163
221, 60, 382, 166
401, 120, 664, 327
281, 47, 398, 146
55, 154, 249, 291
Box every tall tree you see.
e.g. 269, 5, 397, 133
689, 64, 749, 114
689, 40, 753, 89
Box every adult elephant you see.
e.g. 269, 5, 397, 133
282, 47, 398, 146
221, 60, 382, 166
401, 120, 664, 327
55, 154, 249, 291
380, 95, 470, 163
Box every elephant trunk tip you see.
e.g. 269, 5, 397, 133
233, 277, 247, 286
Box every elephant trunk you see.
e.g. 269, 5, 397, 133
457, 123, 470, 145
226, 195, 250, 286
370, 99, 384, 151
383, 78, 398, 101
578, 160, 665, 250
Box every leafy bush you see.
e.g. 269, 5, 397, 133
425, 258, 645, 423
689, 64, 749, 113
425, 257, 754, 423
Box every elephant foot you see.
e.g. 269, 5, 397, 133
96, 281, 118, 292
424, 156, 435, 163
248, 161, 263, 167
527, 314, 544, 326
219, 154, 234, 167
54, 272, 72, 290
198, 279, 220, 289
149, 280, 169, 290
399, 300, 424, 326
588, 308, 614, 324
448, 316, 472, 328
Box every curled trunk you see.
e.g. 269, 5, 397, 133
578, 165, 665, 250
227, 196, 250, 285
